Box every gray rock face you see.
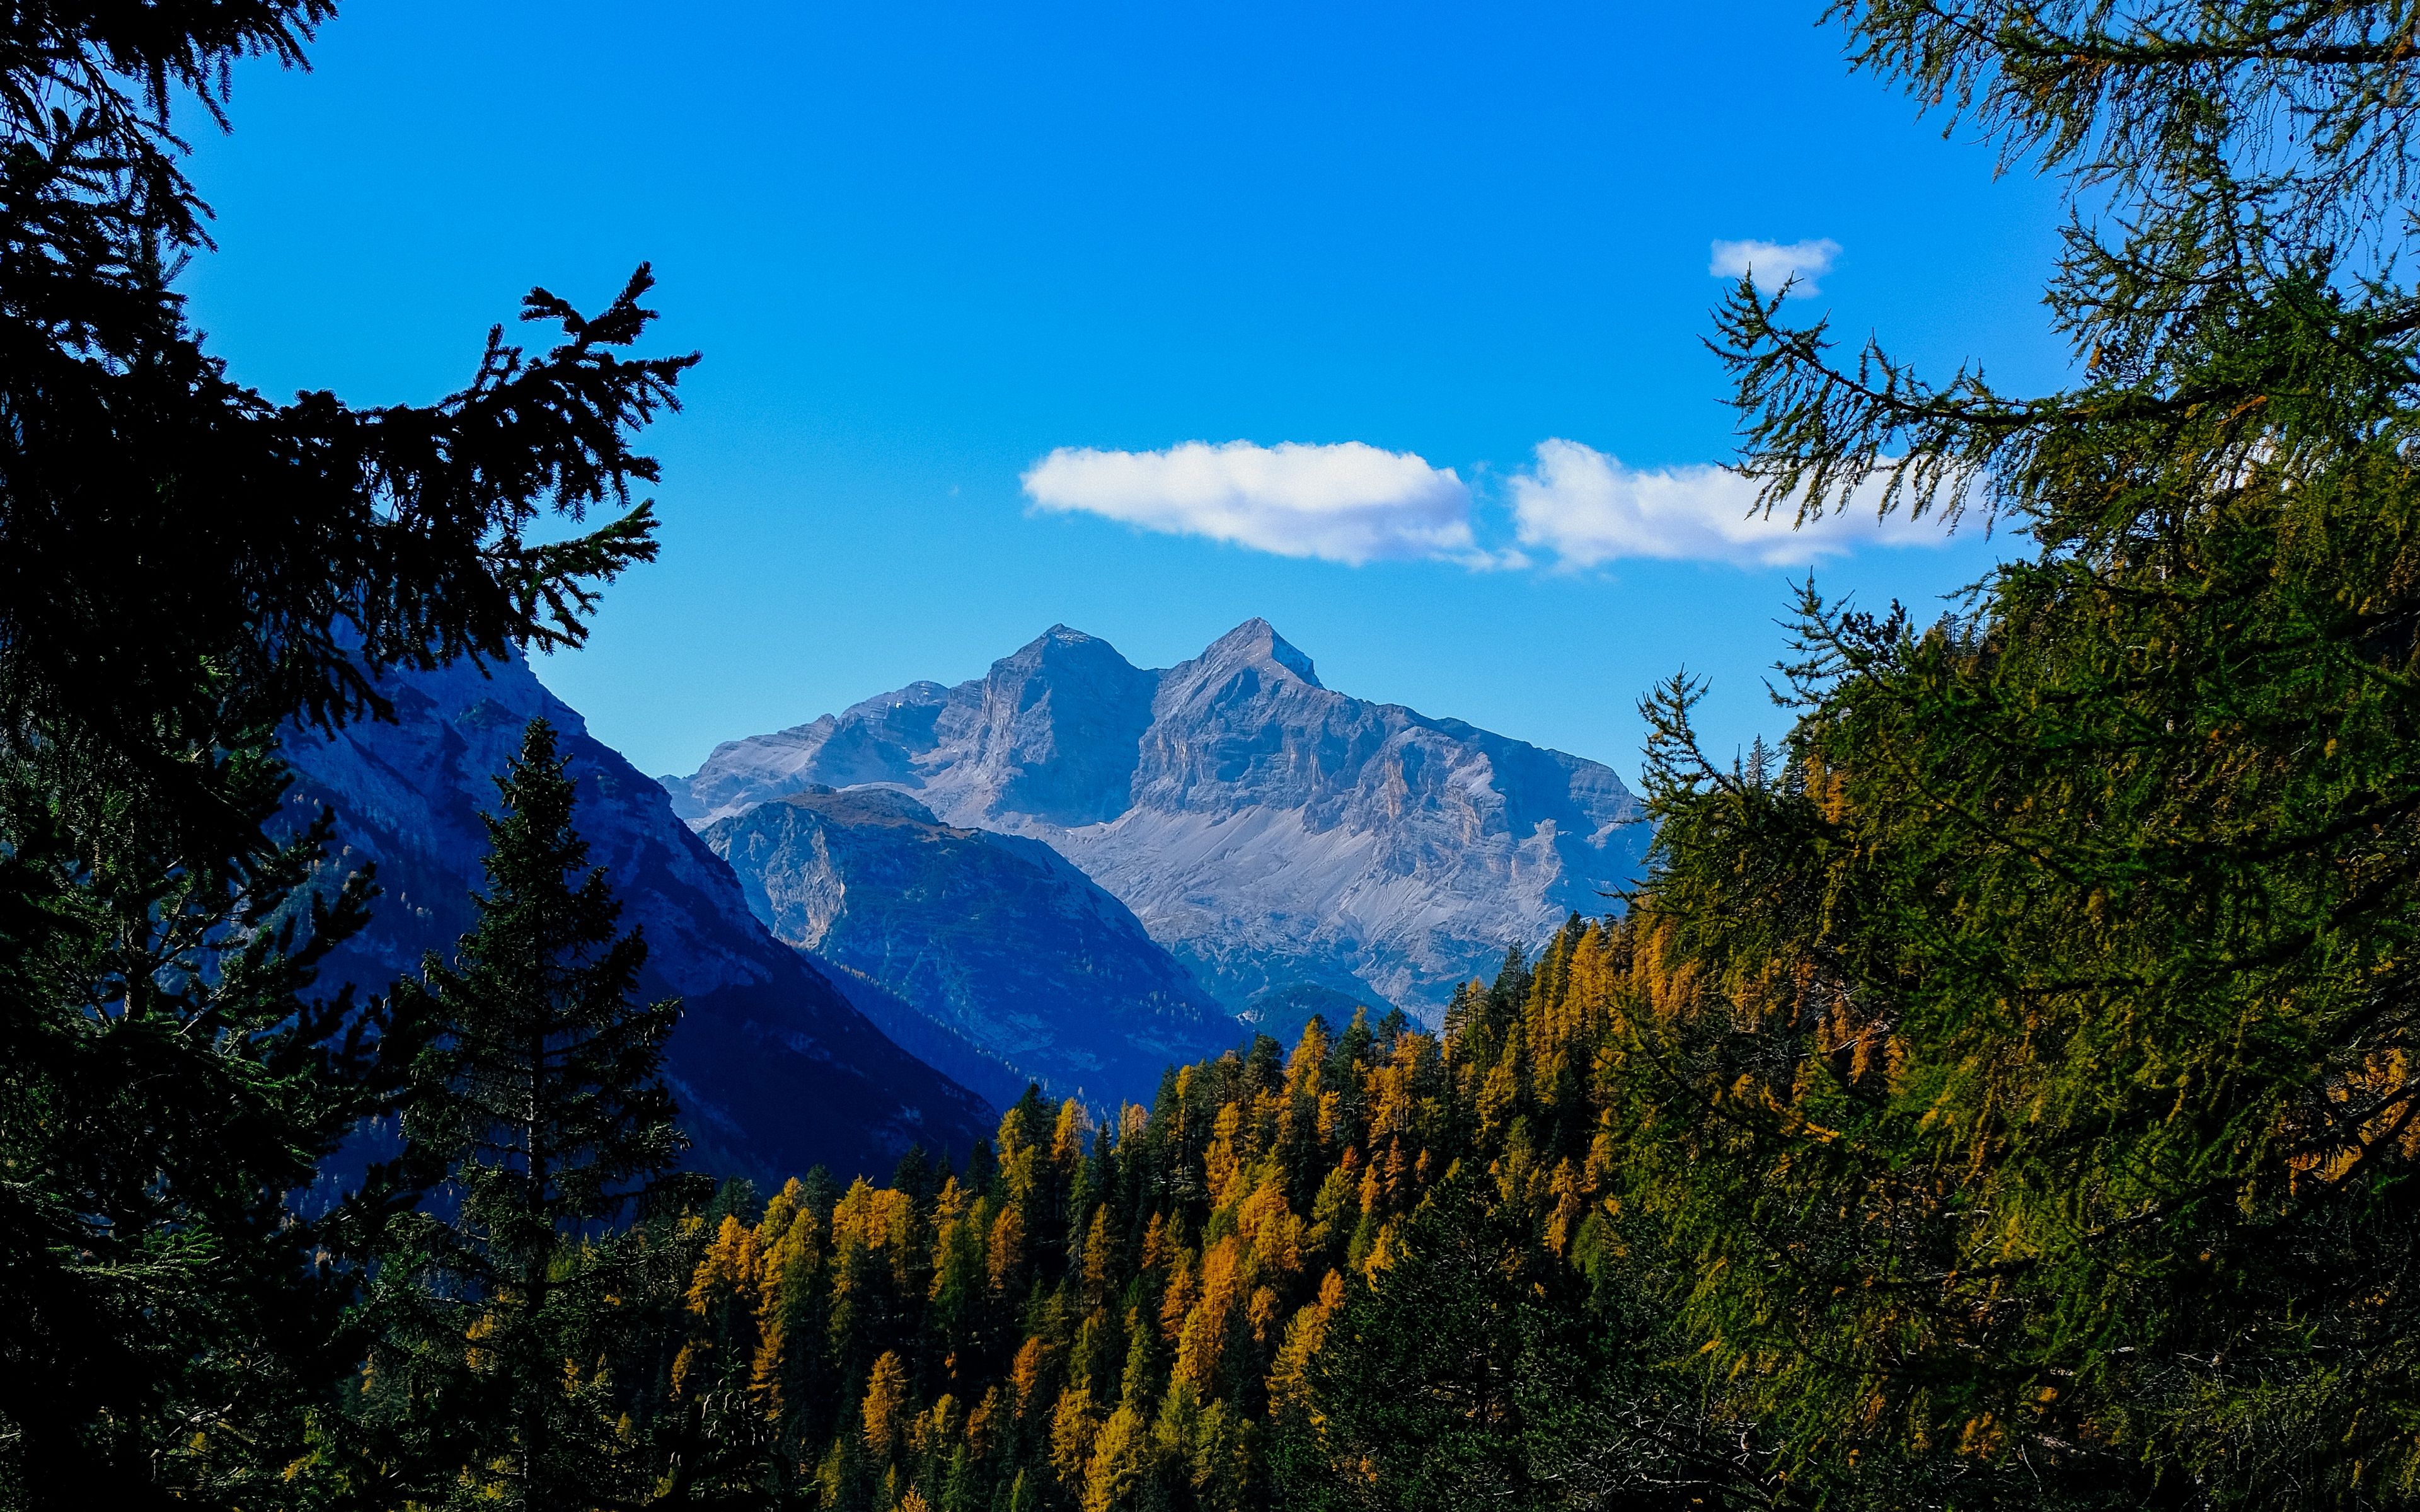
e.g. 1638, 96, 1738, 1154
703, 788, 1242, 1109
279, 651, 999, 1188
664, 621, 1647, 1020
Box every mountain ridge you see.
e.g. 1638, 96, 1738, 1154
664, 620, 1647, 1019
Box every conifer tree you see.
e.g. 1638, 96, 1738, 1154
354, 719, 700, 1508
1292, 1174, 1707, 1512
1613, 2, 2420, 1505
0, 5, 692, 1500
0, 747, 398, 1508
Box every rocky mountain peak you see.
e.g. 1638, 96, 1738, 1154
1001, 623, 1139, 675
1192, 617, 1322, 689
960, 622, 1160, 827
662, 621, 1647, 1021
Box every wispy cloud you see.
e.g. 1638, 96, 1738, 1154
1022, 440, 1478, 566
1506, 439, 1952, 569
1709, 236, 1841, 296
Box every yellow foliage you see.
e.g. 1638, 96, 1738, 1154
1082, 1404, 1151, 1512
669, 1339, 703, 1400
911, 1393, 959, 1457
932, 1174, 969, 1228
862, 1349, 910, 1457
967, 1386, 1004, 1460
1236, 1179, 1302, 1277
1267, 1270, 1347, 1412
1247, 1284, 1284, 1346
1477, 1052, 1521, 1140
831, 1177, 879, 1246
1158, 1249, 1197, 1341
1362, 1218, 1399, 1277
1287, 1017, 1330, 1101
662, 926, 1656, 1504
688, 1214, 759, 1315
1204, 1102, 1245, 1208
1139, 1211, 1173, 1272
1054, 1097, 1090, 1166
1050, 1384, 1101, 1487
1081, 1205, 1117, 1300
1174, 1235, 1244, 1389
749, 1312, 787, 1418
989, 1203, 1027, 1295
1010, 1335, 1052, 1416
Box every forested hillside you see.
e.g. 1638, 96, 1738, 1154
628, 932, 1708, 1511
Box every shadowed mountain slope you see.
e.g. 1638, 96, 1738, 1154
703, 787, 1243, 1111
279, 653, 997, 1188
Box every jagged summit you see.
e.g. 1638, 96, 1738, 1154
1190, 617, 1322, 689
1001, 623, 1134, 672
662, 622, 1647, 1019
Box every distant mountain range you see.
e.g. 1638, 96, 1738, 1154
664, 619, 1647, 1022
702, 787, 1243, 1109
268, 617, 1644, 1188
277, 653, 996, 1188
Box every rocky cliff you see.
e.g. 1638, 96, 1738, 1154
665, 620, 1646, 1019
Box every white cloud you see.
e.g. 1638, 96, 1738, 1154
1709, 236, 1841, 296
1506, 438, 1952, 569
1022, 440, 1477, 566
1022, 436, 1954, 572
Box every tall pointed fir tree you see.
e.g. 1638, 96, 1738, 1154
345, 719, 707, 1509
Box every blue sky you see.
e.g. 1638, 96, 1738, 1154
181, 0, 2069, 786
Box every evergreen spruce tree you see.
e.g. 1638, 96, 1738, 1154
350, 719, 700, 1509
0, 6, 692, 1502
0, 744, 400, 1509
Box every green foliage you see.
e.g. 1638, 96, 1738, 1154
1292, 1174, 1712, 1512
1650, 2, 2420, 1506
0, 5, 692, 1501
400, 719, 689, 1245
12, 3, 2420, 1509
0, 738, 397, 1506
333, 719, 713, 1508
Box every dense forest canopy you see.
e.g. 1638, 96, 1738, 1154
7, 0, 2420, 1508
